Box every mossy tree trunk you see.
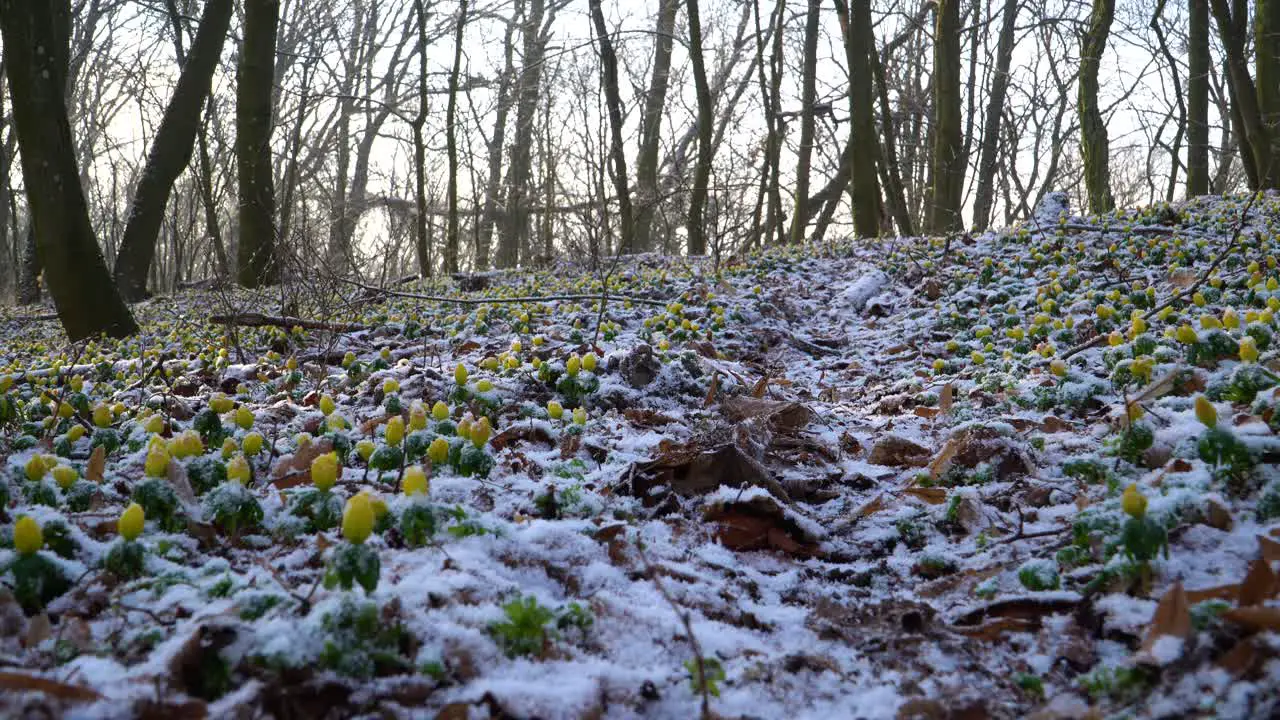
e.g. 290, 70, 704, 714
788, 0, 820, 245
832, 0, 881, 238
634, 0, 679, 254
1210, 0, 1272, 189
444, 0, 468, 274
113, 0, 233, 301
685, 0, 713, 255
1258, 0, 1280, 184
927, 0, 965, 232
1186, 0, 1210, 196
236, 0, 280, 288
0, 0, 137, 339
971, 0, 1019, 230
1078, 0, 1115, 214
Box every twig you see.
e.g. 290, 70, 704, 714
208, 312, 367, 333
1058, 192, 1259, 361
336, 276, 671, 307
636, 539, 715, 720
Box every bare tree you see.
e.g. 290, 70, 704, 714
237, 0, 281, 287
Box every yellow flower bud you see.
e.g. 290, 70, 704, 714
311, 451, 340, 492
1240, 336, 1259, 363
382, 378, 400, 395
1195, 395, 1217, 428
356, 439, 376, 461
410, 403, 428, 430
385, 416, 405, 446
235, 407, 254, 430
242, 432, 265, 456
210, 393, 234, 414
1175, 324, 1198, 345
1121, 484, 1147, 519
227, 454, 251, 484
13, 516, 42, 555
428, 436, 450, 465
582, 353, 598, 372
221, 437, 238, 459
118, 502, 145, 541
342, 494, 375, 544
566, 354, 581, 377
432, 401, 450, 421
402, 466, 429, 496
92, 404, 113, 428
319, 395, 336, 416
471, 417, 491, 448
52, 464, 77, 489
144, 446, 170, 477
1050, 359, 1067, 377
572, 407, 587, 425
454, 363, 468, 385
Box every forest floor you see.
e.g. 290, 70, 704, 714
3, 193, 1280, 719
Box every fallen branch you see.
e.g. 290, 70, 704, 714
337, 277, 671, 307
209, 312, 367, 333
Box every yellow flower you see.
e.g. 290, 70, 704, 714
402, 466, 429, 496
319, 395, 336, 416
1193, 292, 1206, 307
582, 353, 598, 372
342, 494, 375, 544
1240, 336, 1260, 363
52, 464, 77, 490
454, 363, 468, 385
118, 502, 145, 541
67, 425, 86, 442
242, 432, 265, 456
1050, 359, 1067, 377
235, 407, 254, 430
144, 414, 166, 434
1107, 331, 1123, 347
432, 401, 450, 421
1200, 314, 1222, 330
342, 351, 356, 368
144, 446, 170, 477
311, 451, 340, 492
385, 416, 405, 446
428, 437, 450, 464
227, 454, 251, 484
1195, 395, 1217, 428
382, 378, 400, 395
1175, 324, 1198, 345
566, 354, 581, 377
970, 351, 985, 365
221, 437, 238, 459
471, 417, 492, 448
410, 403, 428, 430
1223, 309, 1240, 329
572, 407, 587, 425
476, 379, 494, 393
92, 403, 113, 428
356, 439, 376, 461
210, 393, 234, 414
13, 516, 42, 555
1121, 484, 1147, 519
482, 356, 499, 371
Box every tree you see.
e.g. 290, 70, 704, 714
1186, 0, 1209, 196
1078, 0, 1115, 213
112, 0, 234, 301
588, 0, 636, 256
236, 0, 280, 287
788, 0, 821, 244
927, 0, 965, 232
1211, 0, 1269, 189
685, 0, 714, 255
0, 0, 137, 339
497, 0, 550, 268
444, 0, 469, 274
1259, 0, 1280, 183
634, 0, 680, 254
972, 0, 1020, 230
833, 0, 880, 238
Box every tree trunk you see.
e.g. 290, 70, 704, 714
0, 0, 137, 339
871, 40, 914, 236
634, 0, 679, 254
1210, 0, 1272, 188
685, 0, 713, 255
927, 0, 965, 232
497, 0, 547, 268
1078, 0, 1115, 213
1258, 0, 1280, 182
412, 0, 431, 278
586, 0, 635, 256
444, 0, 468, 274
236, 0, 280, 287
1186, 0, 1210, 196
971, 0, 1018, 230
16, 222, 39, 305
788, 0, 820, 244
113, 0, 232, 301
833, 0, 880, 238
476, 10, 519, 269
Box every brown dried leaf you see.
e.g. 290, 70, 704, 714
85, 445, 106, 482
1218, 638, 1259, 677
856, 493, 887, 518
1223, 606, 1280, 632
23, 613, 51, 648
270, 437, 334, 480
1140, 581, 1191, 655
1238, 557, 1279, 607
751, 376, 769, 398
166, 459, 197, 506
1184, 583, 1240, 605
940, 383, 954, 414
0, 671, 102, 702
903, 487, 948, 505
1259, 534, 1280, 564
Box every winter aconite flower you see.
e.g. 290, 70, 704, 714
454, 363, 468, 386
547, 400, 564, 419
118, 502, 145, 541
582, 353, 598, 372
385, 416, 405, 447
52, 464, 77, 490
145, 446, 170, 477
428, 437, 450, 465
566, 354, 581, 377
356, 439, 376, 462
1176, 324, 1198, 345
1195, 395, 1218, 428
13, 516, 42, 555
312, 452, 340, 492
471, 417, 491, 448
1121, 484, 1147, 519
572, 407, 587, 425
234, 407, 255, 430
92, 404, 113, 428
319, 394, 336, 416
432, 401, 450, 421
402, 466, 429, 496
1240, 336, 1259, 363
24, 454, 46, 481
242, 432, 265, 456
228, 454, 251, 484
342, 494, 375, 544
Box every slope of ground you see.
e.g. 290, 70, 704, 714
1, 193, 1280, 719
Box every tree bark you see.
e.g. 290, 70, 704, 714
236, 0, 281, 287
587, 0, 636, 256
833, 0, 880, 238
927, 0, 965, 232
788, 0, 821, 244
1078, 0, 1115, 213
1186, 0, 1210, 196
1210, 0, 1272, 188
113, 0, 233, 301
971, 0, 1018, 230
497, 0, 547, 268
444, 0, 468, 274
685, 0, 713, 255
1258, 0, 1280, 182
0, 0, 137, 338
634, 0, 679, 254
412, 0, 431, 278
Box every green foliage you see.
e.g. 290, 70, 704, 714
685, 657, 726, 698
1017, 559, 1061, 591
317, 598, 412, 679
203, 482, 264, 536
1079, 664, 1153, 702
104, 539, 147, 581
1109, 423, 1153, 464
187, 456, 227, 495
133, 478, 185, 532
1197, 426, 1255, 489
324, 542, 380, 594
1120, 515, 1168, 564
1063, 458, 1109, 485
5, 552, 70, 614
368, 445, 403, 472
489, 595, 557, 658
286, 487, 343, 532
192, 408, 227, 447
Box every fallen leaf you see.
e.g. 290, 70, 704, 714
0, 671, 102, 702
868, 434, 931, 467
1259, 534, 1280, 564
1238, 557, 1278, 607
1139, 581, 1190, 656
23, 613, 51, 648
856, 493, 886, 518
703, 371, 720, 408
940, 383, 954, 414
751, 376, 769, 398
85, 445, 106, 482
270, 437, 334, 480
903, 487, 948, 505
1224, 606, 1280, 632
1217, 638, 1258, 677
